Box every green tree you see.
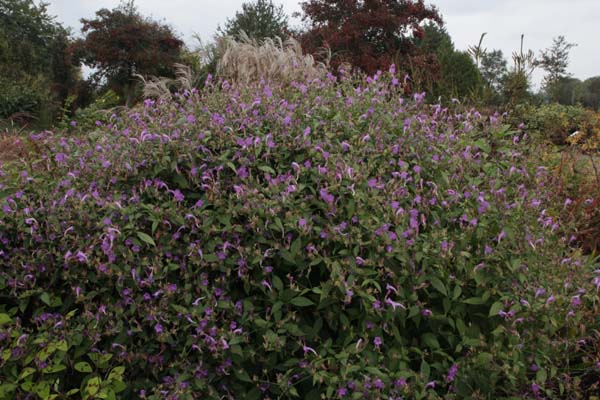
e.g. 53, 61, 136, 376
416, 23, 481, 101
537, 36, 577, 102
0, 0, 78, 121
547, 76, 584, 106
582, 76, 600, 110
219, 0, 289, 42
480, 50, 508, 93
73, 1, 184, 106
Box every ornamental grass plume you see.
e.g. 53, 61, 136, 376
217, 32, 328, 84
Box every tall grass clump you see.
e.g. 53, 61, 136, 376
137, 64, 202, 101
0, 68, 599, 399
217, 34, 328, 84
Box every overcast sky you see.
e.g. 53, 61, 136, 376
45, 0, 600, 87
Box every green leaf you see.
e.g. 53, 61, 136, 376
429, 277, 447, 295
0, 313, 11, 326
421, 333, 440, 349
56, 339, 68, 352
285, 323, 305, 336
107, 366, 125, 381
258, 165, 275, 174
85, 377, 101, 397
246, 388, 261, 400
290, 237, 302, 256
43, 363, 67, 374
234, 369, 252, 383
420, 360, 430, 380
272, 275, 284, 292
18, 367, 35, 380
75, 362, 93, 373
40, 292, 51, 306
536, 368, 547, 384
463, 297, 486, 305
488, 301, 504, 316
136, 232, 155, 246
290, 297, 314, 307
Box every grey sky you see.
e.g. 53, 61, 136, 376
45, 0, 600, 86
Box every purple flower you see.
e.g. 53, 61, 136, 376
394, 378, 407, 388
530, 364, 539, 372
446, 364, 459, 383
337, 387, 347, 397
373, 336, 383, 349
76, 251, 88, 263
497, 230, 506, 243
302, 344, 317, 356
385, 298, 405, 310
319, 188, 335, 204
372, 300, 382, 311
55, 153, 67, 163
171, 189, 184, 202
236, 166, 249, 179
263, 85, 273, 98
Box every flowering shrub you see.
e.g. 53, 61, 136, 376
522, 103, 600, 151
0, 69, 599, 399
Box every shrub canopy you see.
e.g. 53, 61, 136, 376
73, 1, 183, 106
0, 70, 598, 399
298, 0, 442, 77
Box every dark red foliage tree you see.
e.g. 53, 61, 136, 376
298, 0, 443, 77
73, 1, 183, 106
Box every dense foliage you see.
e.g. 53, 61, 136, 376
0, 0, 78, 121
218, 0, 289, 42
298, 0, 442, 77
521, 103, 600, 151
540, 76, 600, 110
416, 23, 481, 100
537, 36, 577, 103
73, 1, 184, 107
1, 69, 599, 399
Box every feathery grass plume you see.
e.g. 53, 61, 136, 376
135, 74, 173, 101
173, 63, 194, 92
137, 63, 202, 100
217, 32, 328, 84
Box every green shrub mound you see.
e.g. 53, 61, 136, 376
0, 72, 599, 399
521, 103, 600, 150
0, 76, 48, 120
